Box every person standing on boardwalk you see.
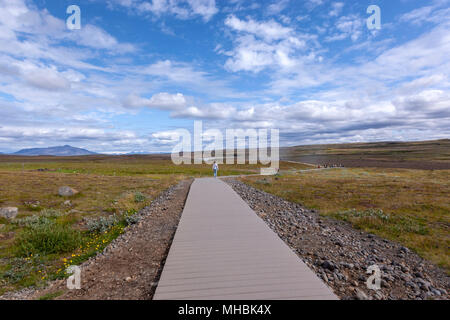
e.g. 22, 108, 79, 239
213, 161, 219, 177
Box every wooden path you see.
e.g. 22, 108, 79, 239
153, 178, 337, 300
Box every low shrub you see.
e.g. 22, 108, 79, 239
15, 224, 81, 256
134, 191, 146, 203
336, 208, 390, 221
13, 209, 66, 229
40, 209, 65, 218
12, 215, 54, 229
1, 258, 34, 284
86, 214, 119, 233
124, 209, 140, 226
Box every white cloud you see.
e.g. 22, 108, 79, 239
111, 0, 218, 21
123, 92, 187, 109
266, 0, 290, 15
225, 15, 293, 41
23, 67, 71, 92
326, 14, 363, 42
305, 0, 325, 10
151, 130, 184, 144
400, 1, 450, 26
223, 15, 316, 72
329, 2, 344, 17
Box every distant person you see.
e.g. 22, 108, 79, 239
213, 161, 219, 177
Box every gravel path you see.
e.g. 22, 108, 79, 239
224, 178, 449, 300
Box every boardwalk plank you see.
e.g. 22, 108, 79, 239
153, 178, 337, 300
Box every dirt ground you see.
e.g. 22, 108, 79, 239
27, 179, 192, 300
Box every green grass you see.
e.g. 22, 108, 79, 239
0, 155, 262, 176
16, 223, 82, 256
241, 168, 450, 273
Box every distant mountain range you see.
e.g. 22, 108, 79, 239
126, 151, 151, 155
13, 145, 97, 156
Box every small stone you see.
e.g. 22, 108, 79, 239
321, 260, 336, 271
431, 289, 441, 296
58, 186, 79, 197
0, 207, 18, 219
406, 281, 419, 289
125, 276, 132, 282
438, 288, 447, 295
400, 246, 409, 253
374, 291, 384, 300
355, 289, 369, 300
334, 240, 343, 247
64, 200, 72, 206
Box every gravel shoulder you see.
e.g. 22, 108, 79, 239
225, 178, 449, 300
1, 179, 192, 300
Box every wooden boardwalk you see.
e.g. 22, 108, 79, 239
153, 178, 337, 300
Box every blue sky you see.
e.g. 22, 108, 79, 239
0, 0, 449, 153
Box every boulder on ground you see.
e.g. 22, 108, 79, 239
0, 207, 18, 219
58, 186, 79, 197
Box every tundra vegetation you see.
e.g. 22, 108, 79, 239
0, 155, 303, 295
241, 168, 450, 273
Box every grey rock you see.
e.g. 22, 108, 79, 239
374, 291, 384, 300
355, 289, 369, 300
431, 289, 441, 296
58, 186, 79, 197
400, 246, 409, 253
0, 207, 18, 219
406, 281, 419, 289
334, 240, 343, 247
321, 260, 336, 271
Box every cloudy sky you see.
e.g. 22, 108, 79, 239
0, 0, 449, 153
